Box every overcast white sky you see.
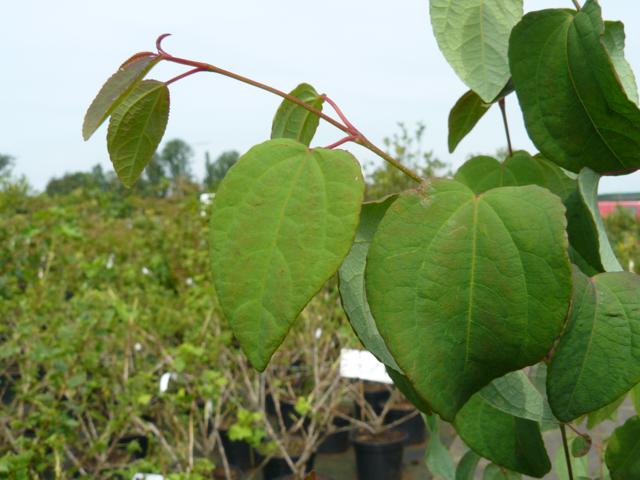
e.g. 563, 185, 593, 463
2, 0, 639, 193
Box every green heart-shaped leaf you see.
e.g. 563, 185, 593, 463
430, 0, 523, 102
448, 90, 492, 153
455, 394, 550, 478
366, 179, 571, 419
548, 267, 640, 422
210, 139, 364, 370
107, 80, 170, 188
271, 83, 324, 146
83, 53, 160, 141
509, 1, 640, 174
339, 195, 400, 370
454, 151, 575, 201
606, 416, 640, 479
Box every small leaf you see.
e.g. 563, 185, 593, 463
603, 21, 639, 105
547, 268, 640, 422
367, 180, 571, 420
430, 0, 523, 102
571, 435, 592, 458
482, 464, 521, 480
83, 53, 159, 140
424, 414, 455, 480
509, 1, 640, 174
455, 395, 550, 477
271, 83, 324, 146
456, 450, 481, 480
339, 196, 400, 370
478, 370, 556, 425
107, 80, 170, 188
448, 90, 491, 153
553, 445, 590, 480
605, 416, 640, 480
210, 139, 364, 370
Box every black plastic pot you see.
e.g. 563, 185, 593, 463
262, 453, 315, 480
116, 434, 149, 460
351, 430, 407, 480
384, 406, 426, 445
220, 429, 256, 471
317, 415, 351, 454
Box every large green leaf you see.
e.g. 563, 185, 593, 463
456, 450, 481, 480
271, 83, 324, 146
565, 168, 623, 275
430, 0, 523, 102
366, 179, 571, 420
478, 371, 556, 425
424, 414, 455, 480
547, 268, 640, 422
454, 151, 575, 201
210, 139, 364, 370
603, 21, 639, 105
455, 395, 550, 477
605, 416, 640, 480
448, 90, 491, 153
83, 53, 160, 140
509, 1, 640, 174
107, 80, 170, 188
339, 196, 400, 370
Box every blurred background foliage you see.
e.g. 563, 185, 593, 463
0, 124, 637, 478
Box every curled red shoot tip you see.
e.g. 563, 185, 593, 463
320, 94, 362, 138
156, 33, 172, 56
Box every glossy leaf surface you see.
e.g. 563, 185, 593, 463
448, 90, 491, 153
430, 0, 523, 102
455, 395, 550, 477
107, 80, 170, 188
339, 196, 400, 370
271, 83, 324, 146
548, 268, 640, 422
367, 179, 571, 419
83, 53, 159, 140
509, 1, 640, 174
210, 139, 364, 370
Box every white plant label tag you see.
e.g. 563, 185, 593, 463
339, 348, 392, 384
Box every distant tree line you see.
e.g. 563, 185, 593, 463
44, 139, 239, 197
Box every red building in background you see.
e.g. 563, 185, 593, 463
598, 193, 640, 218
